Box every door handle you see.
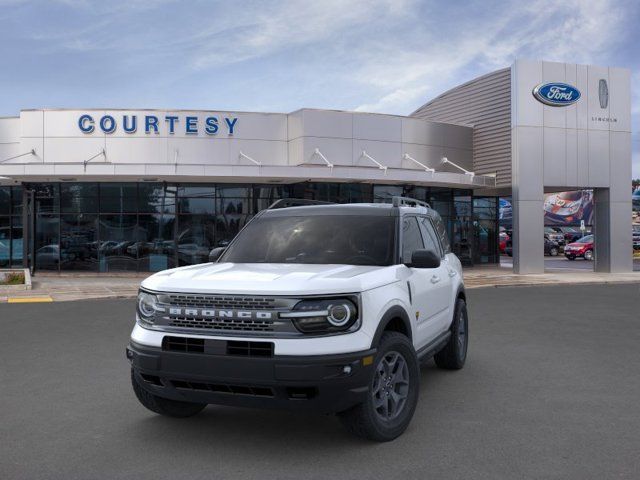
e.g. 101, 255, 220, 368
430, 275, 441, 284
448, 270, 457, 277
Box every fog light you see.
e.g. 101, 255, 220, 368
342, 365, 352, 375
126, 348, 134, 360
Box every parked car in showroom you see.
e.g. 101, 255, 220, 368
564, 235, 594, 261
504, 237, 559, 257
633, 225, 640, 250
544, 227, 565, 245
557, 226, 591, 244
499, 229, 509, 254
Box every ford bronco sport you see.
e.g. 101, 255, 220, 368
127, 196, 468, 441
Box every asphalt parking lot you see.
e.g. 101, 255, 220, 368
1, 284, 640, 480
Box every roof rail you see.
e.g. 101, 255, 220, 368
268, 198, 335, 209
391, 196, 432, 209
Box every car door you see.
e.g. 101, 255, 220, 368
418, 216, 453, 333
400, 216, 448, 350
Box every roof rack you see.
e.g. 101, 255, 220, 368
268, 198, 335, 209
391, 196, 432, 209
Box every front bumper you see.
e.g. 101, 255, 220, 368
127, 341, 376, 414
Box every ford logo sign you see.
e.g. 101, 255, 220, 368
532, 82, 581, 106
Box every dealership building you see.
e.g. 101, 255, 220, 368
0, 60, 632, 274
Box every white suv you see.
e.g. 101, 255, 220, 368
127, 197, 468, 441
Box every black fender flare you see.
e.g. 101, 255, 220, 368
370, 305, 413, 348
456, 284, 466, 302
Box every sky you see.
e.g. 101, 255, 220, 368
0, 0, 638, 177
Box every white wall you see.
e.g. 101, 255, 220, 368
0, 108, 481, 188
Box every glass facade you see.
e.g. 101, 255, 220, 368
0, 182, 499, 272
0, 186, 23, 268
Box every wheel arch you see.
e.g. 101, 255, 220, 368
370, 305, 413, 348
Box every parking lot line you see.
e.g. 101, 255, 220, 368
7, 296, 53, 303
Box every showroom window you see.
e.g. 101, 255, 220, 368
14, 182, 498, 272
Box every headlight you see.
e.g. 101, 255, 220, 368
137, 290, 159, 326
280, 297, 359, 334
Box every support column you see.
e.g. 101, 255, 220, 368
512, 197, 545, 274
593, 188, 632, 272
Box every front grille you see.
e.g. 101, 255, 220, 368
152, 293, 301, 337
171, 380, 274, 397
163, 294, 277, 310
168, 317, 275, 332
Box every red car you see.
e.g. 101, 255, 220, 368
499, 231, 509, 254
564, 234, 594, 261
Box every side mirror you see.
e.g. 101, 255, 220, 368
406, 249, 440, 269
208, 247, 226, 263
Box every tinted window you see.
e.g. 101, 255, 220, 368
401, 217, 424, 263
419, 217, 442, 257
0, 187, 9, 215
222, 215, 396, 266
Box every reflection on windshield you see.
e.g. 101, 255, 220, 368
221, 215, 396, 266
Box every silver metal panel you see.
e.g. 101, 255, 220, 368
587, 129, 610, 187
576, 128, 589, 186
512, 200, 545, 274
542, 61, 567, 129
301, 109, 353, 140
565, 128, 578, 187
543, 127, 566, 186
412, 67, 511, 186
513, 59, 543, 127
608, 131, 632, 202
575, 64, 589, 130
608, 67, 631, 132
401, 117, 444, 145
353, 113, 401, 143
564, 63, 578, 130
587, 65, 610, 132
513, 126, 543, 201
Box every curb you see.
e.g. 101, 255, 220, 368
466, 279, 640, 289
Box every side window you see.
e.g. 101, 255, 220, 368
401, 217, 424, 262
431, 213, 451, 254
419, 217, 443, 257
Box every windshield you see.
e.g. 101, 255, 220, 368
576, 235, 593, 243
220, 215, 396, 266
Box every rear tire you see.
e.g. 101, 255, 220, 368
434, 298, 468, 370
338, 332, 419, 442
131, 369, 206, 418
549, 247, 559, 256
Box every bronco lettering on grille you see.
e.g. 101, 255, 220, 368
168, 308, 273, 320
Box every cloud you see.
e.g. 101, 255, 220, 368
189, 0, 415, 70
351, 0, 630, 113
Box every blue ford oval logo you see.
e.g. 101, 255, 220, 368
532, 82, 581, 106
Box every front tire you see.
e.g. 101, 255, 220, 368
549, 247, 559, 256
131, 369, 207, 418
584, 249, 594, 261
434, 298, 469, 370
338, 332, 419, 442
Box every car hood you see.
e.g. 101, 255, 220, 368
141, 262, 401, 295
567, 242, 592, 248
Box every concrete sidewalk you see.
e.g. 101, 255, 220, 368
1, 267, 639, 302
0, 273, 146, 303
463, 265, 640, 289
